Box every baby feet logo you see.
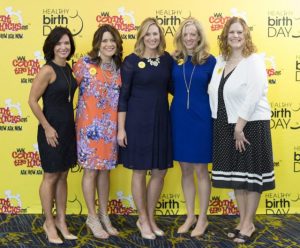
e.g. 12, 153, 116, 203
0, 6, 29, 38
12, 143, 41, 169
0, 99, 28, 131
267, 10, 300, 38
271, 102, 300, 130
209, 8, 247, 32
108, 191, 135, 215
155, 9, 190, 37
209, 191, 239, 215
42, 9, 83, 37
12, 51, 43, 83
0, 190, 24, 214
96, 7, 136, 39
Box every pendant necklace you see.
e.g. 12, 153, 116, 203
59, 66, 72, 102
183, 62, 196, 110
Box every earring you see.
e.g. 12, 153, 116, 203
98, 50, 101, 57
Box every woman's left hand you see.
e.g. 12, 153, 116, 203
234, 129, 250, 152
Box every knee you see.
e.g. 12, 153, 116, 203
181, 165, 194, 177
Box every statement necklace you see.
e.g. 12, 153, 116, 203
100, 62, 118, 84
147, 56, 160, 67
59, 66, 72, 102
183, 62, 196, 110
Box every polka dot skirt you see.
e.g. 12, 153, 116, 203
212, 71, 275, 193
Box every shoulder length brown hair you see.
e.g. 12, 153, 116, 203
88, 24, 123, 69
219, 16, 257, 60
134, 17, 166, 57
173, 17, 210, 65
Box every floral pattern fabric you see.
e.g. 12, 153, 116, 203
73, 56, 121, 170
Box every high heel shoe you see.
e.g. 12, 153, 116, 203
86, 215, 109, 239
43, 223, 63, 244
55, 224, 78, 240
177, 217, 197, 234
153, 229, 164, 236
99, 211, 119, 236
191, 222, 209, 237
136, 220, 156, 240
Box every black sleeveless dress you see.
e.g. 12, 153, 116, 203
37, 61, 77, 173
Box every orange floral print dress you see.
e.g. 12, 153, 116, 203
73, 56, 121, 170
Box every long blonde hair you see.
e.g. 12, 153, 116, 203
173, 17, 210, 64
219, 17, 256, 60
134, 17, 166, 57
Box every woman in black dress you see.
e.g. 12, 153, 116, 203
208, 17, 275, 244
118, 17, 173, 239
28, 27, 77, 244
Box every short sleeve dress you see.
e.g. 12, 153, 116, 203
118, 52, 173, 170
73, 56, 121, 170
170, 55, 216, 163
37, 61, 77, 173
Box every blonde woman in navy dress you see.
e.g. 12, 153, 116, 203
208, 17, 275, 244
171, 17, 216, 237
118, 17, 173, 240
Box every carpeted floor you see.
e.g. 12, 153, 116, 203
0, 214, 299, 247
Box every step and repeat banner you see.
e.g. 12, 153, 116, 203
1, 0, 299, 215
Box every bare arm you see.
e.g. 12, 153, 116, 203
28, 65, 59, 147
117, 112, 127, 147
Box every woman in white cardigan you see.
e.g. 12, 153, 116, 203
208, 17, 275, 244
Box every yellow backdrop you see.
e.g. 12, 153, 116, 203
1, 0, 299, 215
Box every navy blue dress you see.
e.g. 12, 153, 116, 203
170, 55, 216, 163
118, 52, 173, 170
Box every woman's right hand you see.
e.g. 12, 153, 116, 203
44, 125, 59, 147
117, 129, 127, 147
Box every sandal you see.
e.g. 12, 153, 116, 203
227, 228, 240, 238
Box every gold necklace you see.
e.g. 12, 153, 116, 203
183, 62, 196, 110
59, 66, 72, 102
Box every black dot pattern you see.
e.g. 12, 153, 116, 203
211, 71, 275, 193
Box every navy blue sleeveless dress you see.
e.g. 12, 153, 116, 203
37, 61, 77, 173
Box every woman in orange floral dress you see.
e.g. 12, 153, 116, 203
73, 24, 123, 239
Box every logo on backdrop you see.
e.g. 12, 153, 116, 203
0, 190, 25, 214
0, 99, 28, 131
259, 53, 282, 84
107, 191, 135, 215
0, 6, 29, 39
209, 191, 239, 215
11, 144, 42, 175
294, 145, 300, 172
265, 192, 291, 214
209, 8, 247, 32
96, 7, 136, 40
296, 55, 300, 82
12, 51, 43, 84
270, 102, 300, 130
155, 193, 181, 215
155, 9, 189, 37
42, 9, 83, 37
267, 10, 300, 38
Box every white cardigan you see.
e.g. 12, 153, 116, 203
208, 53, 271, 123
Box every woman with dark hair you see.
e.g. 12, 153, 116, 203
208, 17, 275, 243
73, 24, 123, 239
117, 17, 173, 240
171, 17, 216, 237
28, 27, 77, 244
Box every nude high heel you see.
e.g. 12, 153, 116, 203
86, 215, 109, 239
136, 220, 156, 240
177, 216, 197, 234
55, 224, 78, 240
99, 211, 119, 236
43, 223, 63, 244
